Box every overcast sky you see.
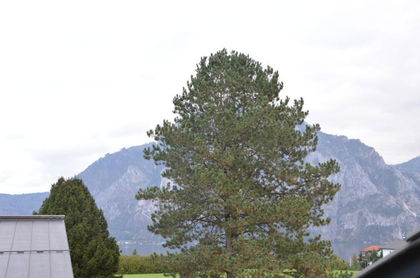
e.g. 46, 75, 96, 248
1, 0, 419, 194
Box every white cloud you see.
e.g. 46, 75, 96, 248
1, 0, 419, 193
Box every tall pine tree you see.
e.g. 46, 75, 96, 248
137, 49, 340, 278
38, 177, 120, 278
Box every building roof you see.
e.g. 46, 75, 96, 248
407, 228, 420, 242
355, 228, 420, 278
381, 240, 406, 250
361, 245, 381, 252
0, 215, 74, 278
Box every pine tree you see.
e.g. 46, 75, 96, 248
137, 49, 340, 278
38, 177, 120, 278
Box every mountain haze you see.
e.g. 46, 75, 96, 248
0, 192, 49, 215
1, 133, 419, 260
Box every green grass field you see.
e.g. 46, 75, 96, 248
332, 270, 359, 276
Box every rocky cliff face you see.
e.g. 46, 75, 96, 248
2, 134, 419, 260
76, 134, 419, 259
308, 132, 420, 260
77, 144, 164, 245
395, 157, 420, 186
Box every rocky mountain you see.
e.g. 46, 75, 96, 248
0, 192, 48, 215
1, 134, 419, 260
76, 134, 420, 259
77, 144, 164, 249
308, 133, 420, 260
395, 157, 420, 185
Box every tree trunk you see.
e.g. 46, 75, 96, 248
226, 228, 238, 278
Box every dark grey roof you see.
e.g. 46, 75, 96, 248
380, 240, 406, 250
407, 228, 420, 242
0, 215, 74, 278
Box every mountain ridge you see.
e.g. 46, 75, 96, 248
1, 133, 419, 260
0, 192, 49, 215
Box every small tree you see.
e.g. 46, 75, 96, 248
38, 177, 120, 278
350, 254, 362, 271
360, 250, 381, 268
137, 49, 340, 278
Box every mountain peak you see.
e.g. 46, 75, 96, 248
395, 156, 420, 173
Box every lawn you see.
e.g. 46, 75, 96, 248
335, 270, 360, 276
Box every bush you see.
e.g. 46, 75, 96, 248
326, 254, 350, 270
117, 254, 170, 274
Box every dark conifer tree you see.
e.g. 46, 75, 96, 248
39, 177, 119, 278
137, 49, 341, 278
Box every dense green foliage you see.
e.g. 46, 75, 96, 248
117, 253, 351, 277
349, 254, 362, 271
137, 50, 340, 278
117, 272, 356, 278
118, 254, 169, 274
38, 177, 120, 278
359, 250, 381, 269
117, 275, 172, 278
326, 255, 349, 271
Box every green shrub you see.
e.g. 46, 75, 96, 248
118, 254, 170, 274
326, 255, 349, 271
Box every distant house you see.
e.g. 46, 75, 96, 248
359, 240, 406, 262
359, 245, 381, 267
0, 215, 74, 278
380, 240, 406, 257
355, 229, 420, 277
360, 245, 381, 254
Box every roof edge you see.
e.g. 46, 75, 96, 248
355, 231, 420, 277
407, 230, 420, 242
0, 215, 65, 220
